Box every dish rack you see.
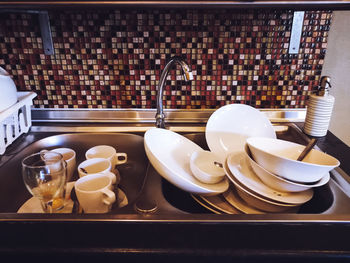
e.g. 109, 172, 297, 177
0, 91, 37, 155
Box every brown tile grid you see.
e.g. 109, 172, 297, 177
0, 9, 332, 109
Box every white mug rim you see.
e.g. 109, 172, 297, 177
85, 145, 116, 159
75, 173, 112, 193
51, 147, 76, 161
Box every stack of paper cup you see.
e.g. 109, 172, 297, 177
304, 94, 335, 137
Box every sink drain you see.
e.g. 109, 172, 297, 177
134, 198, 158, 214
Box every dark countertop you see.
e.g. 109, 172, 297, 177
1, 123, 350, 263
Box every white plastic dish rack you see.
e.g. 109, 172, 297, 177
0, 91, 37, 155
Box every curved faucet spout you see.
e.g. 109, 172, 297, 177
155, 56, 194, 129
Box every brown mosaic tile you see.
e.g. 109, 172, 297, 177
0, 9, 332, 109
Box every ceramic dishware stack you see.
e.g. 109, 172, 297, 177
192, 103, 340, 214
212, 136, 340, 213
245, 145, 330, 193
246, 137, 340, 184
223, 151, 313, 213
71, 145, 129, 213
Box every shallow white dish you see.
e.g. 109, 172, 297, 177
245, 146, 330, 192
222, 188, 265, 214
144, 128, 229, 195
246, 137, 340, 183
226, 152, 314, 205
191, 195, 222, 214
190, 150, 225, 184
18, 182, 128, 213
18, 182, 75, 213
193, 194, 241, 214
205, 104, 276, 163
223, 159, 300, 212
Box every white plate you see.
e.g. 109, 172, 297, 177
223, 159, 300, 212
199, 194, 241, 214
226, 152, 314, 205
205, 104, 276, 163
18, 182, 75, 213
144, 128, 229, 195
18, 182, 128, 213
222, 188, 265, 214
191, 195, 222, 214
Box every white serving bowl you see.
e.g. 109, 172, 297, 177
0, 67, 17, 112
245, 145, 330, 192
205, 103, 276, 163
144, 128, 229, 195
246, 137, 340, 184
190, 150, 225, 184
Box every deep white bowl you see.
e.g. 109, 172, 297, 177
190, 150, 225, 184
245, 145, 330, 192
246, 137, 340, 184
205, 103, 276, 163
144, 128, 229, 195
0, 67, 17, 112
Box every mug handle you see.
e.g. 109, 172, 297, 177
103, 171, 119, 185
115, 153, 127, 165
102, 188, 116, 206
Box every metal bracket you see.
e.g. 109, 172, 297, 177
38, 11, 54, 55
0, 9, 54, 55
289, 11, 305, 54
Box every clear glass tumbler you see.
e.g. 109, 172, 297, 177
22, 151, 67, 213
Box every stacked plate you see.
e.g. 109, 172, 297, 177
205, 103, 276, 163
193, 147, 333, 214
145, 103, 332, 214
304, 94, 335, 137
192, 186, 268, 215
223, 151, 315, 213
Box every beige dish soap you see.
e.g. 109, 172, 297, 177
304, 76, 335, 137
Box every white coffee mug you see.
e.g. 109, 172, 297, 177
77, 158, 117, 184
74, 173, 116, 213
85, 145, 127, 169
51, 148, 76, 182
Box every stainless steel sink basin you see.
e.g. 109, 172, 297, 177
0, 133, 149, 213
0, 122, 350, 221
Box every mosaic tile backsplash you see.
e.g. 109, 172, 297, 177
0, 9, 332, 109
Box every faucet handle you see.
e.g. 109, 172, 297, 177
155, 113, 166, 129
183, 70, 194, 81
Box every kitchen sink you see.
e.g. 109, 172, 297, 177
0, 122, 350, 220
0, 133, 149, 213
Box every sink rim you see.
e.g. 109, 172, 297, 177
1, 123, 350, 222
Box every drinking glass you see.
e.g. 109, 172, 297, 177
22, 151, 67, 213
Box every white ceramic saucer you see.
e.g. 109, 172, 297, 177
226, 152, 314, 205
18, 182, 75, 213
205, 104, 276, 163
18, 182, 128, 213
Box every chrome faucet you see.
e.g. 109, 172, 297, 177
155, 56, 194, 128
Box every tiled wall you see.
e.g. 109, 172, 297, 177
0, 9, 332, 109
